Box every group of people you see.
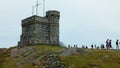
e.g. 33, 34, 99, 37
91, 39, 120, 50
106, 39, 112, 49
106, 39, 120, 49
98, 39, 120, 50
68, 44, 78, 48
67, 39, 120, 50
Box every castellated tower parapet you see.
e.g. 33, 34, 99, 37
46, 10, 60, 18
18, 10, 60, 46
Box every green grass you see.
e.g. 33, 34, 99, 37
60, 49, 120, 68
1, 45, 64, 68
0, 49, 5, 68
0, 63, 3, 68
1, 45, 120, 68
31, 45, 63, 54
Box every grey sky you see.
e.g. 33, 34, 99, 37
0, 0, 120, 48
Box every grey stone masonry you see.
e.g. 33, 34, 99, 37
18, 10, 60, 46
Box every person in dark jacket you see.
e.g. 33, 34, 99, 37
108, 40, 112, 49
116, 39, 119, 49
106, 39, 109, 49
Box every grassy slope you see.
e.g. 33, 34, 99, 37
0, 57, 2, 67
2, 45, 64, 68
0, 49, 7, 68
61, 49, 120, 68
1, 45, 120, 68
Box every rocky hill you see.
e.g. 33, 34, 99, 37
0, 45, 120, 68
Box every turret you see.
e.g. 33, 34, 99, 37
46, 10, 60, 44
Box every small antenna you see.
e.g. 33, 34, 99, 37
32, 6, 34, 15
35, 0, 41, 16
32, 0, 40, 16
36, 0, 38, 15
43, 0, 45, 16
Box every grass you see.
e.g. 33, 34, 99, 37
31, 45, 64, 55
0, 63, 3, 68
1, 45, 64, 68
0, 49, 6, 68
1, 45, 120, 68
60, 49, 120, 68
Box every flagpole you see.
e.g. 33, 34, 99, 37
36, 0, 38, 15
32, 6, 34, 15
43, 0, 45, 16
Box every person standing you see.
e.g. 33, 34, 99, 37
116, 39, 119, 49
94, 44, 96, 49
108, 40, 112, 49
106, 39, 109, 49
91, 44, 93, 49
101, 44, 104, 50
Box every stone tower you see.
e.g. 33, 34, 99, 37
46, 11, 60, 44
18, 10, 60, 46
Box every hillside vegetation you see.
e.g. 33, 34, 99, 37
0, 45, 120, 68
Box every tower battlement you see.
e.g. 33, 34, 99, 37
46, 10, 60, 17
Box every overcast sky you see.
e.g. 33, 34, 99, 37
0, 0, 120, 48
